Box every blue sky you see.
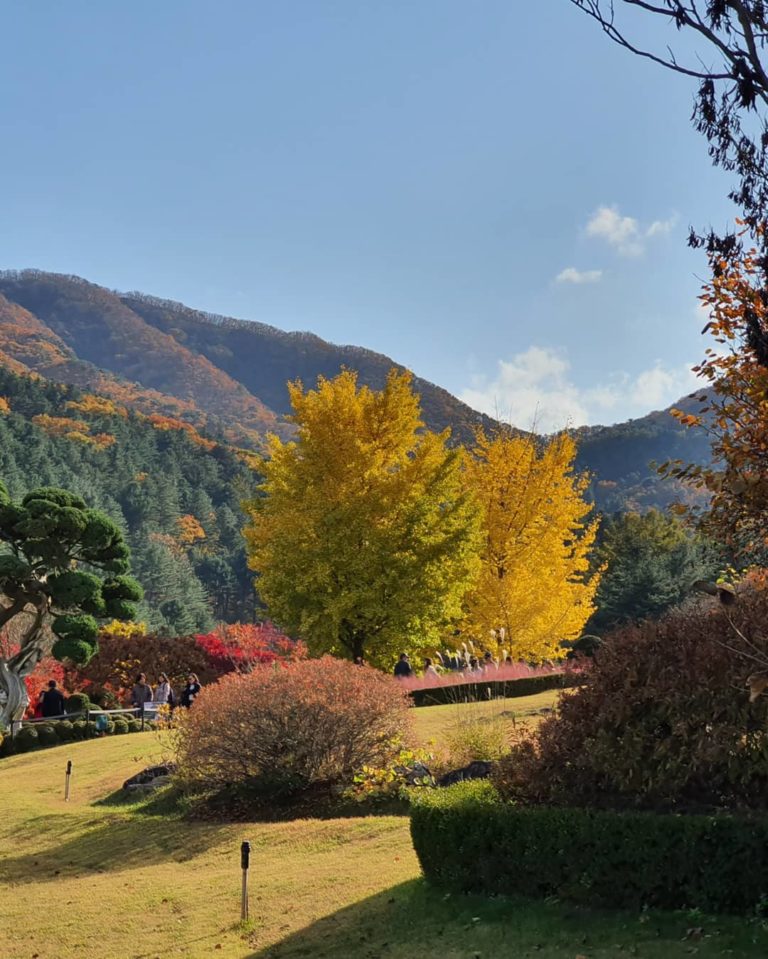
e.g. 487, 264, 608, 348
0, 1, 736, 429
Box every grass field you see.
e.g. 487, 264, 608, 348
412, 688, 555, 744
1, 695, 767, 959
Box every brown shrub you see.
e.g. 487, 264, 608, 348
73, 632, 215, 699
174, 656, 413, 798
495, 572, 768, 812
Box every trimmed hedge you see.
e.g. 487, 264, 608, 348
410, 781, 768, 914
409, 671, 581, 708
1, 715, 147, 758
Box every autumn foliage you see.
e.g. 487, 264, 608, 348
463, 430, 599, 661
194, 622, 306, 673
72, 622, 303, 703
495, 572, 768, 812
244, 370, 482, 666
174, 656, 413, 797
665, 236, 768, 557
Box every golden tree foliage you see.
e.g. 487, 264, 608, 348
176, 513, 206, 546
100, 619, 148, 639
462, 430, 600, 661
243, 370, 482, 667
66, 394, 128, 418
0, 397, 9, 415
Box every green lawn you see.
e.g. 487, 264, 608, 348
412, 688, 555, 744
1, 709, 767, 958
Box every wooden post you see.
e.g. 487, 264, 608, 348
240, 841, 251, 920
64, 760, 72, 801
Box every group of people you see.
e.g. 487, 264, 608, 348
31, 673, 204, 719
393, 649, 514, 679
129, 672, 202, 710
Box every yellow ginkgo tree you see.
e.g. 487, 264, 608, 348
243, 369, 482, 667
462, 430, 600, 662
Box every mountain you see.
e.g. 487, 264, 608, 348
0, 270, 497, 447
0, 268, 714, 516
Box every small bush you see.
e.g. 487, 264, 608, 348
35, 724, 60, 747
410, 783, 768, 914
86, 685, 120, 709
445, 713, 510, 767
14, 726, 39, 752
175, 656, 412, 800
126, 718, 142, 733
72, 720, 88, 739
53, 720, 75, 741
112, 718, 129, 735
65, 693, 92, 716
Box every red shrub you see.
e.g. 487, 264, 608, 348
0, 627, 65, 717
24, 657, 66, 717
495, 572, 768, 812
174, 656, 413, 797
193, 622, 305, 674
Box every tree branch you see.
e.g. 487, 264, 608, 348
571, 0, 734, 78
0, 595, 27, 630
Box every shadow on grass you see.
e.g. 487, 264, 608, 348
246, 879, 768, 959
163, 781, 412, 823
0, 808, 224, 886
95, 783, 183, 816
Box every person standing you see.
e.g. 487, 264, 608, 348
180, 673, 201, 708
154, 673, 174, 707
41, 680, 66, 718
393, 653, 412, 679
423, 658, 439, 678
130, 673, 153, 710
33, 689, 46, 719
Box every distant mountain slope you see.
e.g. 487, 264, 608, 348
575, 402, 712, 513
0, 270, 496, 445
120, 290, 499, 441
0, 272, 281, 447
0, 268, 714, 512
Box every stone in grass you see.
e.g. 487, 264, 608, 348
122, 763, 176, 792
394, 761, 434, 786
436, 760, 495, 788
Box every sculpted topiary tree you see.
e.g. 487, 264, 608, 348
0, 481, 142, 727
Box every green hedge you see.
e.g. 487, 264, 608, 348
409, 671, 581, 707
410, 781, 768, 914
1, 716, 147, 758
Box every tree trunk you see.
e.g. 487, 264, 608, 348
0, 659, 30, 731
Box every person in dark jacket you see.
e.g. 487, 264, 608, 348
393, 653, 412, 679
41, 680, 66, 718
180, 673, 201, 708
130, 673, 153, 709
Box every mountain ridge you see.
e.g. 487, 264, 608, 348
0, 268, 714, 511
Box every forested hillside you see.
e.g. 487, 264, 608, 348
575, 402, 713, 513
0, 268, 715, 517
0, 270, 494, 446
0, 367, 259, 634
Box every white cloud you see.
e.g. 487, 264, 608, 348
646, 214, 678, 237
586, 206, 643, 256
555, 267, 603, 284
585, 205, 676, 256
459, 346, 700, 433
